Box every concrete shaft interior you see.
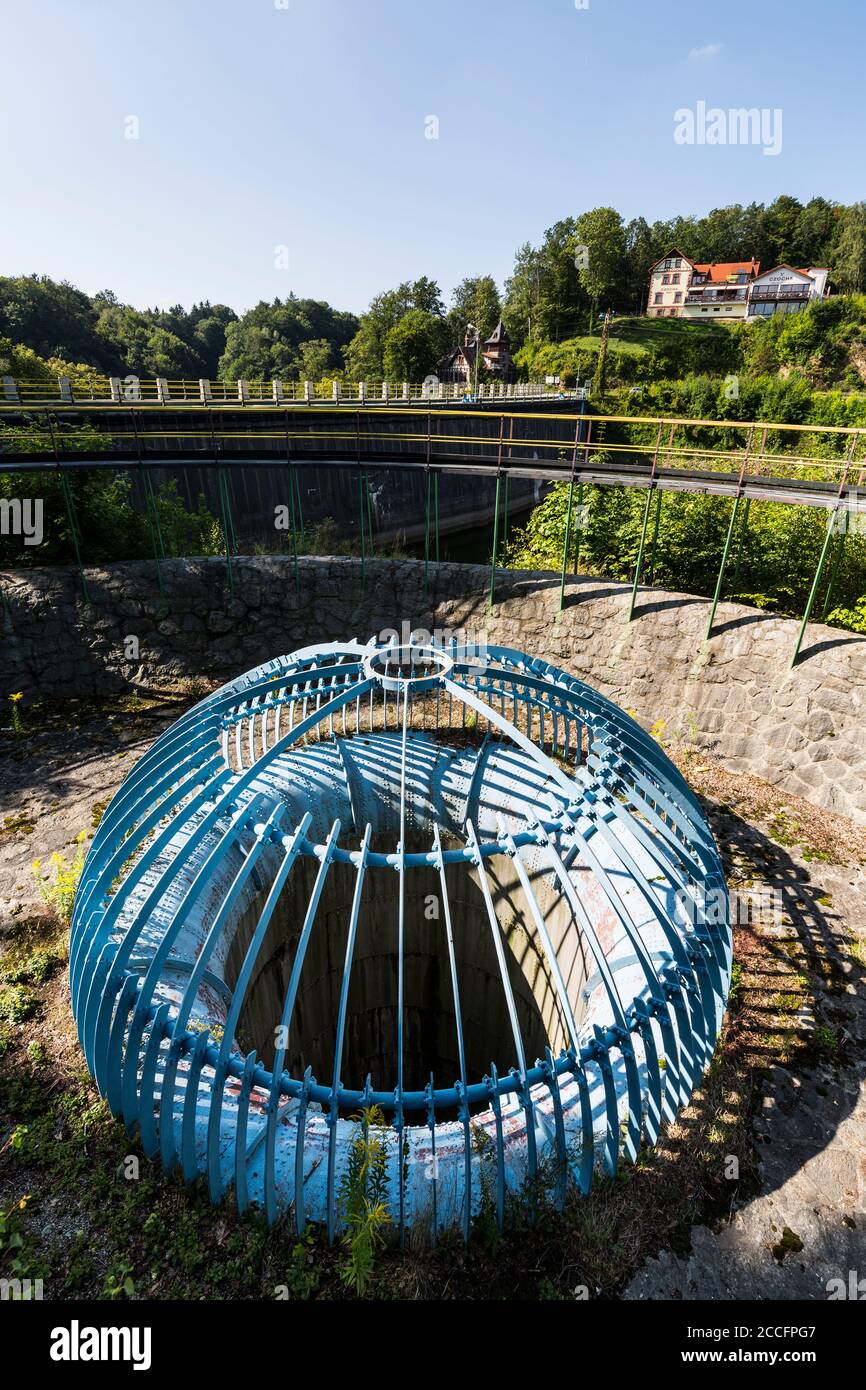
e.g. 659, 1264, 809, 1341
70, 638, 732, 1238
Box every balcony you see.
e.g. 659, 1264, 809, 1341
749, 285, 811, 301
685, 289, 748, 304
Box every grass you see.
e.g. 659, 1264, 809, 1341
565, 315, 736, 356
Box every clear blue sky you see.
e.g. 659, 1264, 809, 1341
1, 0, 862, 315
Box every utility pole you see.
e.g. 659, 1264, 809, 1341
467, 322, 482, 399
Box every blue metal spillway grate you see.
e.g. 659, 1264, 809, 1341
70, 638, 732, 1239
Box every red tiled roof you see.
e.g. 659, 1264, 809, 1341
692, 261, 760, 282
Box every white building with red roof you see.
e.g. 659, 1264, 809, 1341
646, 249, 829, 321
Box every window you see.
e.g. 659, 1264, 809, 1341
654, 292, 662, 304
674, 292, 682, 302
669, 308, 677, 316
671, 273, 680, 284
662, 274, 670, 285
674, 258, 682, 267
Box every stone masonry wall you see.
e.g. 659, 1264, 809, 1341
1, 557, 864, 823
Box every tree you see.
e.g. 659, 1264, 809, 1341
448, 275, 501, 345
573, 207, 627, 329
0, 275, 111, 368
298, 338, 334, 381
382, 309, 449, 382
832, 204, 866, 292
344, 279, 445, 379
217, 297, 358, 380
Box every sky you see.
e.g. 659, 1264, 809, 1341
0, 0, 863, 317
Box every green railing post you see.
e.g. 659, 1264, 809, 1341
141, 469, 166, 596
647, 487, 662, 585
60, 473, 90, 603
572, 481, 584, 576
488, 472, 502, 610
357, 467, 366, 586
790, 508, 839, 668
820, 525, 847, 619
218, 469, 235, 598
558, 476, 575, 613
731, 496, 751, 594
365, 472, 375, 556
502, 472, 509, 554
294, 468, 305, 546
424, 468, 431, 594
287, 466, 300, 602
705, 495, 741, 641
628, 486, 654, 622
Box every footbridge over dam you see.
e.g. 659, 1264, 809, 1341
1, 380, 865, 667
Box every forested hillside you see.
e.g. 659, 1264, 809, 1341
2, 194, 866, 388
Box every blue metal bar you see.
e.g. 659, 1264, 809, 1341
326, 823, 372, 1243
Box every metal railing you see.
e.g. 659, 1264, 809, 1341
749, 286, 811, 301
0, 375, 577, 408
2, 404, 864, 665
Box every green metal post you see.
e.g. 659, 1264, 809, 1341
627, 487, 654, 621
294, 468, 305, 545
558, 476, 575, 613
141, 470, 166, 596
218, 470, 235, 598
502, 473, 509, 553
424, 470, 431, 593
647, 487, 662, 585
488, 473, 502, 610
790, 508, 838, 668
820, 525, 846, 619
357, 468, 366, 585
365, 473, 375, 556
572, 481, 584, 576
0, 582, 13, 634
60, 473, 90, 603
731, 496, 751, 594
705, 495, 741, 641
287, 466, 300, 602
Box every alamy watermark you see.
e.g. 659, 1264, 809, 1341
674, 101, 782, 157
674, 883, 783, 929
376, 620, 489, 670
0, 497, 43, 546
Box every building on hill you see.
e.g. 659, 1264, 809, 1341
682, 259, 760, 319
439, 321, 513, 384
746, 264, 830, 317
646, 248, 830, 321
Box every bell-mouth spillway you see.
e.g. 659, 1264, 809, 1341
69, 637, 732, 1239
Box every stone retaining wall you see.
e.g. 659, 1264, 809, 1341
2, 556, 864, 822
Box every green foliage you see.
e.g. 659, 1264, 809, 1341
827, 595, 866, 632
338, 1106, 391, 1295
218, 297, 356, 381
343, 278, 445, 380
0, 276, 238, 379
0, 983, 39, 1024
31, 831, 88, 926
448, 275, 502, 343
0, 428, 222, 567
574, 206, 627, 325
507, 479, 866, 629
103, 1262, 135, 1299
516, 315, 739, 388
382, 308, 449, 381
